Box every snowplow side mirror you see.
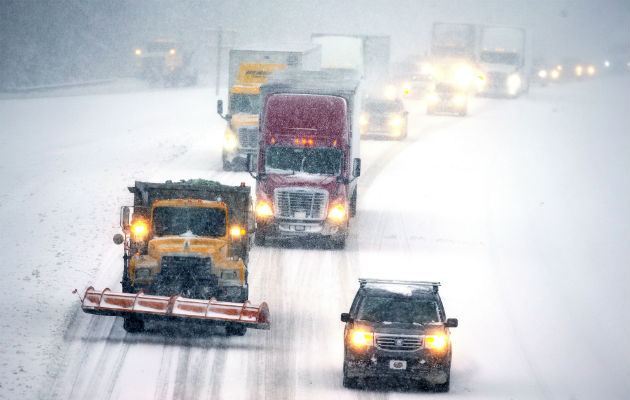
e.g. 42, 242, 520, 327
121, 206, 130, 229
341, 313, 352, 323
113, 233, 124, 245
445, 318, 458, 328
352, 158, 361, 177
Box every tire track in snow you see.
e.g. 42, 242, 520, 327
206, 342, 227, 400
172, 343, 192, 400
154, 337, 177, 400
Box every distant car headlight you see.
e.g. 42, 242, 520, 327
538, 69, 548, 79
134, 48, 142, 56
575, 65, 584, 76
587, 65, 595, 75
551, 69, 560, 80
223, 133, 237, 150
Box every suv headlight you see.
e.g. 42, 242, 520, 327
424, 334, 448, 350
350, 330, 374, 347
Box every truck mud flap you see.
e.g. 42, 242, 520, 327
77, 287, 270, 330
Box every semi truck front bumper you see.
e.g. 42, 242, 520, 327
256, 217, 347, 239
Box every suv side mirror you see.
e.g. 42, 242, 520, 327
352, 158, 361, 178
113, 233, 124, 245
340, 313, 352, 323
121, 206, 130, 229
445, 318, 458, 328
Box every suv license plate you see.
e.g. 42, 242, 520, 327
389, 360, 407, 370
294, 225, 305, 231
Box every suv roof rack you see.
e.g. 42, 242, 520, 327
359, 278, 441, 293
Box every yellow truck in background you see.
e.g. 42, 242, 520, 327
134, 39, 198, 86
217, 46, 321, 171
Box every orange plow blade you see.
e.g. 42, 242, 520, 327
79, 287, 270, 330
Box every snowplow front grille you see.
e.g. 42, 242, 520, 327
375, 334, 423, 351
159, 256, 214, 279
274, 188, 329, 220
238, 126, 259, 153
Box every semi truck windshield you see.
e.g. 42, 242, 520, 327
230, 94, 261, 114
265, 146, 342, 175
480, 52, 520, 65
152, 207, 226, 237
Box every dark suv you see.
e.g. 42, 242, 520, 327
341, 279, 458, 392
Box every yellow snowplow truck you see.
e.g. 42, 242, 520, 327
78, 180, 270, 336
134, 39, 198, 86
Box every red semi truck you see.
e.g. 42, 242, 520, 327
249, 69, 362, 248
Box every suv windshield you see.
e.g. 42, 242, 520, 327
265, 146, 342, 175
152, 207, 226, 237
230, 94, 261, 114
357, 296, 439, 324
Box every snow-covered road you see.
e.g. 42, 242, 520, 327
0, 76, 628, 399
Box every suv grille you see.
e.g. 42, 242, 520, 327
375, 334, 423, 351
274, 187, 328, 220
238, 126, 259, 153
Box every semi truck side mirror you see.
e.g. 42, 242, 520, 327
217, 99, 223, 116
121, 206, 130, 229
340, 313, 352, 323
352, 158, 361, 177
113, 233, 124, 245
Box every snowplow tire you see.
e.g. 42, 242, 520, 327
123, 317, 145, 333
225, 323, 247, 336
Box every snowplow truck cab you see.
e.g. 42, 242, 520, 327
118, 180, 253, 303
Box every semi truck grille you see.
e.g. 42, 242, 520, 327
486, 72, 507, 89
238, 126, 259, 153
375, 334, 423, 351
274, 187, 329, 220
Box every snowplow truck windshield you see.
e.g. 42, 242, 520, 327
77, 180, 269, 335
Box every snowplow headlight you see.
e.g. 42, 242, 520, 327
223, 133, 237, 150
256, 201, 273, 218
220, 270, 239, 280
454, 64, 474, 88
327, 204, 346, 221
425, 334, 448, 351
131, 221, 148, 239
134, 268, 151, 280
230, 226, 246, 237
350, 330, 374, 347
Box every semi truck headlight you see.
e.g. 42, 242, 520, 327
256, 201, 273, 217
425, 334, 448, 350
359, 113, 369, 126
131, 220, 148, 239
507, 74, 522, 94
328, 204, 347, 221
383, 84, 397, 100
223, 133, 237, 150
427, 93, 439, 104
388, 115, 403, 128
350, 330, 374, 347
